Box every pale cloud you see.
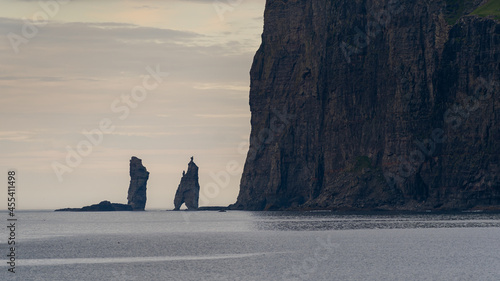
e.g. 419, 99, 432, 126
156, 114, 171, 118
0, 0, 264, 210
133, 5, 161, 10
195, 114, 250, 119
102, 131, 199, 137
0, 131, 36, 141
193, 82, 249, 92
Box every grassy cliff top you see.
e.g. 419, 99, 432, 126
445, 0, 500, 24
471, 0, 500, 20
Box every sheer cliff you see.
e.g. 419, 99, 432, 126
232, 0, 500, 211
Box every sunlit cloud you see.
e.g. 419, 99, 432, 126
156, 114, 171, 118
102, 131, 199, 137
0, 131, 36, 141
195, 114, 250, 119
193, 83, 249, 92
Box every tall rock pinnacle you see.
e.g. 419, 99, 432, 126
173, 157, 200, 210
127, 156, 149, 211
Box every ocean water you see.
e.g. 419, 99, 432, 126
1, 210, 500, 281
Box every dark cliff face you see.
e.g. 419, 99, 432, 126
127, 156, 149, 210
233, 0, 500, 211
174, 158, 200, 210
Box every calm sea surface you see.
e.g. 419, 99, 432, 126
1, 210, 500, 281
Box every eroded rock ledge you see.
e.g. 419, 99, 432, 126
56, 201, 132, 212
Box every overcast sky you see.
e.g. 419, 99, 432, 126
0, 0, 265, 210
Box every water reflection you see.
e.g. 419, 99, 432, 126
249, 211, 500, 231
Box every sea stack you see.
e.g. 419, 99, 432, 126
173, 157, 200, 210
127, 156, 149, 211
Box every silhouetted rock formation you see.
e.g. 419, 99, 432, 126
232, 0, 500, 211
198, 206, 228, 211
174, 157, 200, 210
127, 156, 149, 211
55, 201, 133, 212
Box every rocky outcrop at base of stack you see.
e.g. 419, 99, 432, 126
173, 157, 200, 210
55, 201, 133, 212
55, 156, 150, 212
